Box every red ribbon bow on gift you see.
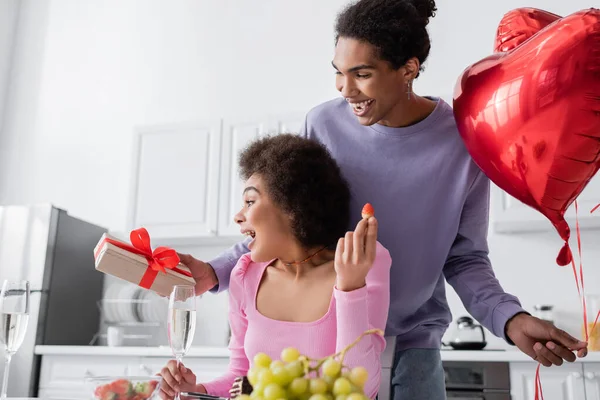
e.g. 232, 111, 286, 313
98, 227, 190, 290
129, 228, 184, 288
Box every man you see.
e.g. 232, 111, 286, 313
178, 0, 588, 398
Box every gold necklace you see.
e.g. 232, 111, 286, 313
281, 246, 328, 267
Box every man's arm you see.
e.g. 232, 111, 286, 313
207, 237, 251, 293
443, 169, 525, 341
442, 169, 587, 365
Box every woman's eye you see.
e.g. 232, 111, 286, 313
245, 200, 254, 207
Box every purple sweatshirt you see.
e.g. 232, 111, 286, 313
209, 97, 525, 350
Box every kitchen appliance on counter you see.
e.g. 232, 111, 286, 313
0, 204, 107, 397
444, 316, 487, 350
444, 361, 510, 399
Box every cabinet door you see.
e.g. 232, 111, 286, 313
218, 118, 270, 237
584, 362, 600, 400
509, 362, 585, 400
492, 177, 600, 234
130, 121, 221, 244
38, 355, 132, 398
267, 112, 306, 136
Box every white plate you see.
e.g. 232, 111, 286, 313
103, 284, 120, 323
119, 284, 139, 323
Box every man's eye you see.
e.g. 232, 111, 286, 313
357, 73, 370, 78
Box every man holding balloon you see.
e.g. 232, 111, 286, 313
175, 1, 597, 399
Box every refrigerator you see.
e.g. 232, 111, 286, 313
0, 203, 107, 397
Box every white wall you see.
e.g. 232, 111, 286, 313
0, 0, 19, 132
1, 0, 599, 347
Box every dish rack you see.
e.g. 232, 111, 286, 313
90, 285, 169, 346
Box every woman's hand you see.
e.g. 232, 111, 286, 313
158, 360, 198, 400
334, 216, 378, 291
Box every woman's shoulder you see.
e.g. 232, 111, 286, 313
230, 253, 270, 288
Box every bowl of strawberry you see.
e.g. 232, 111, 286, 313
86, 376, 161, 400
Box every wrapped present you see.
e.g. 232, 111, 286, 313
94, 227, 195, 297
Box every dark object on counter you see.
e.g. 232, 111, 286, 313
445, 316, 487, 350
533, 304, 554, 324
180, 393, 227, 400
229, 376, 253, 398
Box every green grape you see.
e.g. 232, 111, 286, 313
349, 367, 368, 388
248, 367, 262, 386
263, 383, 286, 400
281, 347, 301, 363
285, 360, 304, 378
322, 359, 342, 377
254, 353, 273, 369
308, 395, 328, 400
289, 377, 309, 396
270, 360, 285, 370
335, 395, 348, 400
322, 375, 336, 391
332, 378, 352, 396
309, 378, 328, 395
346, 394, 363, 400
253, 381, 266, 396
272, 366, 292, 386
258, 369, 275, 385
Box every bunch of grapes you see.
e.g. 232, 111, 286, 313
237, 329, 382, 400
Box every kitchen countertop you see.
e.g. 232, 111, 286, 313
34, 345, 231, 357
35, 345, 600, 362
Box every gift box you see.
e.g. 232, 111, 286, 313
94, 228, 195, 297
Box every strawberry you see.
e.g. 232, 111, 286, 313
109, 379, 133, 397
361, 203, 374, 219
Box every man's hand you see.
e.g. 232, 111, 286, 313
506, 313, 588, 367
177, 253, 218, 295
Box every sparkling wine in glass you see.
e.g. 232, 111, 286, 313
168, 285, 196, 400
0, 280, 30, 399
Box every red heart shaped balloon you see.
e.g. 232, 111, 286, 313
453, 8, 600, 266
495, 8, 560, 53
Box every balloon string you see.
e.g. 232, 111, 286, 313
534, 364, 544, 400
574, 201, 589, 341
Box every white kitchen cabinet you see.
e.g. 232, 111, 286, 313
492, 177, 600, 234
129, 121, 221, 245
37, 354, 230, 399
267, 112, 306, 136
217, 118, 270, 237
510, 362, 586, 400
131, 356, 229, 381
584, 363, 600, 400
37, 355, 133, 399
128, 113, 307, 245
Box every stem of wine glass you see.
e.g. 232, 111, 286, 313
175, 356, 182, 400
1, 353, 12, 400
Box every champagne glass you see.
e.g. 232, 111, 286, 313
167, 285, 197, 400
0, 280, 30, 399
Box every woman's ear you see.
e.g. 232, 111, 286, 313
403, 57, 421, 80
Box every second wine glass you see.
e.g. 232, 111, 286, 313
167, 285, 197, 400
0, 280, 30, 400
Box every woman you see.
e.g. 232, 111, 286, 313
159, 134, 392, 399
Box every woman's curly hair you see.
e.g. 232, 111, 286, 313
335, 0, 437, 77
239, 134, 350, 249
